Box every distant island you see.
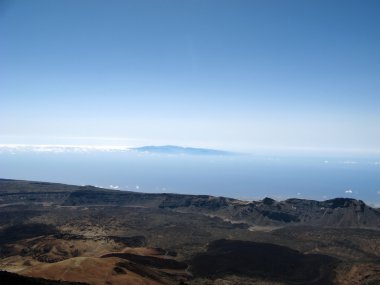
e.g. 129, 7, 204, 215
0, 144, 236, 156
132, 145, 235, 156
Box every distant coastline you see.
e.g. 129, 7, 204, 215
0, 144, 236, 156
132, 145, 235, 156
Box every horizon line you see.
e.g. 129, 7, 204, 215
0, 143, 380, 155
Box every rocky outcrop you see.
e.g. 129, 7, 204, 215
1, 179, 379, 228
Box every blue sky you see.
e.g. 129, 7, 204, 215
1, 0, 379, 152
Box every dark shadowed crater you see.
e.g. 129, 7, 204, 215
190, 239, 338, 284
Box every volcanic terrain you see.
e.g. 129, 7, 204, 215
0, 179, 379, 285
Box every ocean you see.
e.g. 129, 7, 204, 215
1, 149, 379, 206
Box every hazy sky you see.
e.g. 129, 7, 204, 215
1, 0, 379, 152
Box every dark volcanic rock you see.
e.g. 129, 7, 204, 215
0, 271, 88, 285
110, 235, 147, 247
1, 179, 379, 228
101, 253, 188, 270
159, 195, 231, 210
0, 224, 58, 245
190, 239, 338, 284
259, 210, 300, 223
0, 179, 379, 284
62, 190, 163, 207
324, 198, 365, 209
262, 197, 275, 205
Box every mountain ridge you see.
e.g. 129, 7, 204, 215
1, 179, 380, 284
0, 178, 379, 229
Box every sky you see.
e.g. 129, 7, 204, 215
1, 0, 379, 153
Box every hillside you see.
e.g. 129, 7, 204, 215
1, 178, 379, 228
0, 179, 380, 284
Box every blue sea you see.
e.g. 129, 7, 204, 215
1, 149, 379, 206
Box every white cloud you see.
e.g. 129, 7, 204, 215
345, 189, 353, 194
343, 161, 358, 165
109, 185, 120, 189
135, 185, 140, 190
0, 144, 131, 153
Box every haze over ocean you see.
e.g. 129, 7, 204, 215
1, 1, 379, 204
0, 146, 379, 206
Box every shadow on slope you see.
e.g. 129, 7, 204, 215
0, 271, 88, 285
190, 239, 338, 285
0, 224, 58, 245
